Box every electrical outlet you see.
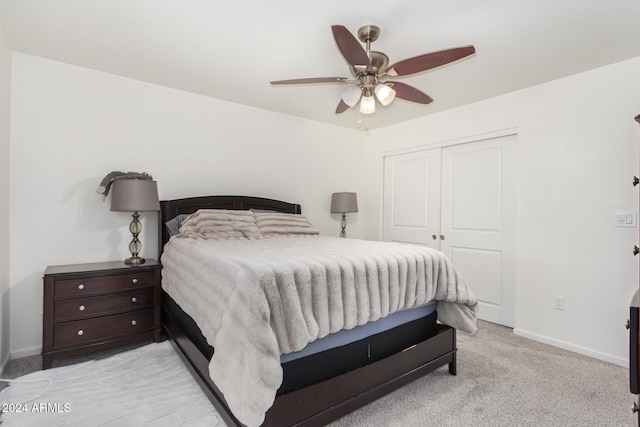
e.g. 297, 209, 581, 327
553, 295, 565, 310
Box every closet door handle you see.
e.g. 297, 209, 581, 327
432, 235, 437, 240
634, 176, 640, 187
440, 235, 446, 240
634, 245, 639, 256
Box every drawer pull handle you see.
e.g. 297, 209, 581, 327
131, 297, 138, 303
77, 329, 84, 336
78, 284, 84, 290
78, 305, 85, 311
131, 278, 138, 284
131, 320, 137, 326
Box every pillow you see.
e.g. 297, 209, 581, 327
178, 209, 263, 240
253, 212, 319, 237
165, 214, 190, 237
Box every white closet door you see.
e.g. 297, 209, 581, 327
440, 135, 517, 327
383, 149, 441, 248
382, 134, 517, 327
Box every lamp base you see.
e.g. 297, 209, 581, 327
340, 213, 347, 238
124, 255, 146, 266
125, 211, 145, 266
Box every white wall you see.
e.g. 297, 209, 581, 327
8, 49, 640, 368
365, 57, 640, 366
0, 24, 12, 370
8, 53, 368, 357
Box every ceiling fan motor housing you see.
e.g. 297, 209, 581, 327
349, 51, 389, 77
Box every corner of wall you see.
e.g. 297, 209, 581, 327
0, 22, 13, 368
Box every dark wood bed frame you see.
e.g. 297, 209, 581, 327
158, 195, 457, 427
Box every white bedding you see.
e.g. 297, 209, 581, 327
161, 234, 477, 427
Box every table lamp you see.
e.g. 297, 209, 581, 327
330, 192, 358, 238
110, 179, 160, 265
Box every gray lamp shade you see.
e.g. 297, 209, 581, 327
330, 192, 358, 213
110, 179, 160, 212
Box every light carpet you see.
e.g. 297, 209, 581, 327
0, 341, 224, 426
0, 321, 634, 426
330, 321, 634, 427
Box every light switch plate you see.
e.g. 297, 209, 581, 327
615, 211, 637, 228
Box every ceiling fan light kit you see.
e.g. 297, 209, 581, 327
270, 24, 475, 119
342, 85, 362, 107
374, 84, 395, 106
360, 89, 376, 114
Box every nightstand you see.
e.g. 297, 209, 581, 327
42, 260, 162, 369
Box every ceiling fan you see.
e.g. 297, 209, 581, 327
270, 25, 475, 115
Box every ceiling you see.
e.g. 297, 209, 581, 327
2, 1, 640, 131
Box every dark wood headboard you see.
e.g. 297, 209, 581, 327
157, 195, 302, 256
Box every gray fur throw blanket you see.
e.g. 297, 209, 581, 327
96, 171, 152, 200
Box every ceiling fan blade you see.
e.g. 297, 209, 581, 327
389, 82, 433, 104
331, 25, 371, 69
335, 99, 350, 114
270, 77, 349, 85
385, 45, 475, 77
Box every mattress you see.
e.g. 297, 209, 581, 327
280, 301, 437, 363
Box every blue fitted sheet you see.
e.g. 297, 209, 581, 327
280, 301, 438, 363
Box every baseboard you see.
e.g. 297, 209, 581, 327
9, 345, 41, 360
513, 328, 628, 368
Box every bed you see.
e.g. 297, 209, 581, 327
157, 195, 477, 427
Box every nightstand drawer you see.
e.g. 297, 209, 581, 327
54, 289, 155, 321
54, 271, 156, 298
52, 308, 154, 349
